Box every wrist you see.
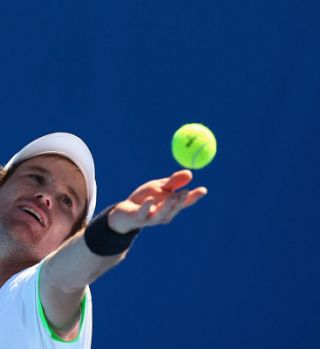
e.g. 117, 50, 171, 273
84, 206, 140, 257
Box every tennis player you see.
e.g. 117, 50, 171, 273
0, 132, 207, 348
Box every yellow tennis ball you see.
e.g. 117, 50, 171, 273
171, 123, 217, 169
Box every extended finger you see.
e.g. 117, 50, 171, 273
159, 190, 189, 223
146, 192, 182, 225
182, 187, 208, 208
160, 170, 193, 192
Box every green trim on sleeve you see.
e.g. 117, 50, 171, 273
37, 262, 87, 343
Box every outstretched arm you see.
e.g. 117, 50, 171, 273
40, 170, 207, 340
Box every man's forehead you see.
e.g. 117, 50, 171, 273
20, 155, 86, 203
12, 155, 82, 181
23, 154, 81, 169
24, 156, 84, 184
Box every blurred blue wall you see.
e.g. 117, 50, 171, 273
0, 1, 319, 348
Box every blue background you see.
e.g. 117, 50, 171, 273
1, 1, 320, 348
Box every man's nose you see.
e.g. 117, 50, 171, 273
35, 193, 53, 209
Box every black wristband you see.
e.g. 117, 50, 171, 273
84, 207, 140, 256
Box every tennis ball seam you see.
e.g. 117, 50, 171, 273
191, 141, 211, 169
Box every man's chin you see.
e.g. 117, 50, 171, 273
2, 217, 44, 245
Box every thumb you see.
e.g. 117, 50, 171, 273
137, 197, 154, 220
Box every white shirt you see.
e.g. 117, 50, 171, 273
0, 261, 92, 349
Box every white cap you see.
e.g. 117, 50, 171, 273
4, 132, 97, 222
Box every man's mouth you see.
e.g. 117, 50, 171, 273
21, 206, 45, 226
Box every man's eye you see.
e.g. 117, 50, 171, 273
61, 196, 73, 208
29, 174, 44, 184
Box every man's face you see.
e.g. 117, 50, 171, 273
0, 155, 87, 261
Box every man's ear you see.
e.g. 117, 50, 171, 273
0, 166, 6, 185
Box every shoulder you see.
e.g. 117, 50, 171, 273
0, 261, 93, 348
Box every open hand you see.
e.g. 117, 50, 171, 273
107, 170, 208, 234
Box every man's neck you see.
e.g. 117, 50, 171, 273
0, 258, 36, 287
0, 228, 38, 287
